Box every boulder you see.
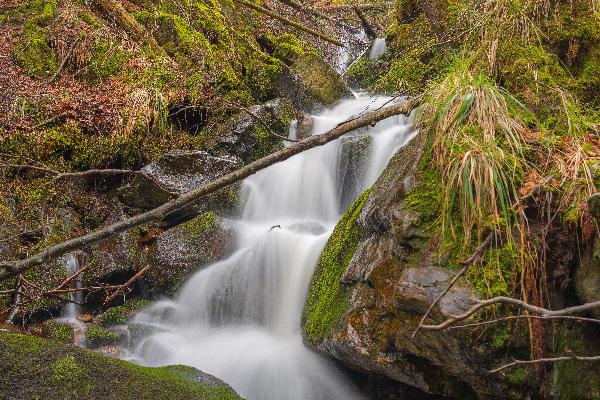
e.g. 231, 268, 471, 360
118, 150, 242, 217
272, 55, 352, 112
302, 134, 513, 399
574, 238, 600, 319
0, 333, 243, 399
209, 98, 297, 163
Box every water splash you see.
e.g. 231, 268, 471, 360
128, 95, 417, 400
369, 38, 388, 60
56, 253, 87, 347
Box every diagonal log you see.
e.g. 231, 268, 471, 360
236, 0, 344, 47
0, 98, 418, 281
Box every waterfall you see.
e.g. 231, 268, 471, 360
369, 38, 388, 60
128, 94, 417, 400
57, 253, 87, 346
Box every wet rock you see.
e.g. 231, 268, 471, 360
273, 56, 352, 112
142, 211, 235, 296
303, 134, 510, 398
210, 98, 297, 163
574, 238, 600, 319
337, 130, 371, 212
118, 150, 242, 217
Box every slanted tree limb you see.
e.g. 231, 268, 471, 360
352, 5, 377, 39
236, 0, 344, 47
448, 314, 600, 329
94, 0, 167, 57
276, 0, 355, 30
0, 98, 419, 281
318, 3, 395, 11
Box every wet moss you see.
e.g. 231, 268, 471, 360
84, 40, 128, 82
0, 333, 242, 399
302, 189, 371, 342
42, 320, 75, 343
96, 299, 151, 327
85, 324, 121, 348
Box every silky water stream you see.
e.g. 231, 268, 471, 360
128, 94, 417, 400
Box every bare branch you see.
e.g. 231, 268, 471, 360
490, 355, 600, 373
0, 98, 418, 281
236, 0, 344, 47
102, 265, 150, 307
421, 296, 600, 331
449, 314, 600, 329
411, 231, 494, 337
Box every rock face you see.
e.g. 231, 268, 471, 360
302, 135, 513, 399
272, 55, 351, 112
575, 238, 600, 319
118, 150, 242, 218
210, 98, 297, 163
0, 333, 243, 400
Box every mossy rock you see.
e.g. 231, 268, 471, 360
302, 189, 370, 342
42, 320, 75, 343
96, 299, 151, 327
85, 325, 122, 348
0, 333, 243, 399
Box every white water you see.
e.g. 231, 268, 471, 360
57, 253, 87, 346
129, 94, 417, 400
369, 38, 388, 59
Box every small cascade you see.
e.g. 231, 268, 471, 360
128, 95, 417, 400
369, 38, 388, 59
57, 253, 87, 347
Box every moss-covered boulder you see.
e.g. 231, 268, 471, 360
42, 320, 75, 343
0, 333, 243, 399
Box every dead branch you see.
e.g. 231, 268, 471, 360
236, 0, 344, 47
421, 296, 600, 331
53, 264, 91, 291
0, 97, 419, 281
275, 0, 355, 30
352, 5, 377, 39
102, 265, 150, 307
318, 3, 395, 11
411, 231, 494, 337
50, 40, 78, 83
490, 355, 600, 373
449, 314, 600, 329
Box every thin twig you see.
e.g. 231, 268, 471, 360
102, 266, 150, 307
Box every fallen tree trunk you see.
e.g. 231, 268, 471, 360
352, 5, 377, 39
0, 98, 418, 281
276, 0, 354, 30
236, 0, 344, 47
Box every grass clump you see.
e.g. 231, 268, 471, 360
419, 55, 529, 247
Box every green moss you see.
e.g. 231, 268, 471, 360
302, 189, 371, 342
96, 299, 151, 327
507, 368, 528, 385
12, 0, 58, 78
0, 333, 242, 399
14, 24, 57, 78
85, 40, 128, 82
85, 325, 121, 348
42, 320, 75, 343
183, 211, 217, 240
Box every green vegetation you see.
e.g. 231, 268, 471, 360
85, 325, 122, 348
42, 320, 75, 343
96, 299, 151, 327
0, 333, 242, 399
302, 189, 370, 341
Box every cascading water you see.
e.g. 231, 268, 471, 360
128, 94, 417, 399
369, 38, 388, 60
57, 253, 87, 346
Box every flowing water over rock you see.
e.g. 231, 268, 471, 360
128, 94, 417, 400
369, 38, 388, 60
57, 253, 87, 346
